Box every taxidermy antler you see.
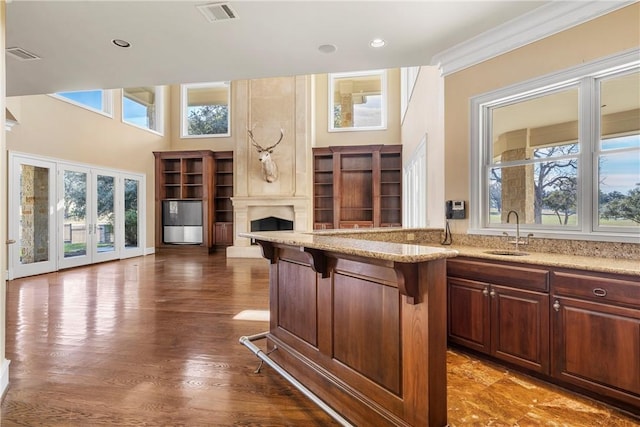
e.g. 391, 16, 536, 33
248, 128, 284, 183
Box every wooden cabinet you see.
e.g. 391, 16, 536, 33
551, 269, 640, 412
213, 151, 234, 247
154, 150, 233, 252
447, 258, 550, 374
312, 145, 401, 230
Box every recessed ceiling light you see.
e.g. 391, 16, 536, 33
112, 39, 131, 48
318, 44, 337, 54
370, 38, 386, 48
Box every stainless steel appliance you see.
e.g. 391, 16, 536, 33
162, 200, 203, 244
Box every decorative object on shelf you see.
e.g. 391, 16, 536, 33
248, 128, 284, 183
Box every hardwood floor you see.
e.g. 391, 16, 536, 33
1, 252, 637, 426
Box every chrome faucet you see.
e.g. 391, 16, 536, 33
505, 210, 533, 252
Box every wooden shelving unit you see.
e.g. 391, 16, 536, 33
313, 145, 402, 230
213, 151, 234, 247
154, 150, 234, 252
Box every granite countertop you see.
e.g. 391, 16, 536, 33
443, 245, 640, 277
239, 230, 458, 263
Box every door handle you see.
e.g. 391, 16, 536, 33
6, 239, 16, 245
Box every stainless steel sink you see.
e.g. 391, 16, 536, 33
484, 250, 529, 256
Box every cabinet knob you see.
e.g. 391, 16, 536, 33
553, 300, 560, 312
489, 289, 496, 298
482, 287, 489, 296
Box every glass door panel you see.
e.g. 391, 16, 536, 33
9, 155, 57, 279
59, 166, 91, 269
93, 171, 119, 262
121, 174, 144, 258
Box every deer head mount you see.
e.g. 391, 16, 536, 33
248, 128, 284, 183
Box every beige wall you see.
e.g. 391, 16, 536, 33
401, 66, 446, 226
444, 3, 640, 233
313, 69, 402, 147
6, 88, 172, 249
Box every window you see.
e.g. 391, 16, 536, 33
181, 82, 230, 137
122, 86, 163, 133
329, 69, 387, 131
471, 51, 639, 241
51, 90, 113, 116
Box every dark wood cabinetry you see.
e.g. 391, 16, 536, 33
312, 145, 401, 230
447, 258, 550, 374
154, 150, 233, 252
213, 151, 234, 247
551, 269, 640, 412
448, 257, 640, 415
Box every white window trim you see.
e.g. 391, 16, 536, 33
49, 90, 114, 118
328, 69, 388, 132
121, 86, 164, 136
469, 49, 640, 243
180, 81, 231, 138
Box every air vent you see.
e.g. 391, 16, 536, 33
6, 47, 41, 61
197, 2, 238, 22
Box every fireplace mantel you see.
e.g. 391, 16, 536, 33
227, 196, 309, 258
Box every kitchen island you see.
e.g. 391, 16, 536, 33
239, 230, 458, 426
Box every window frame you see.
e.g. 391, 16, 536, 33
328, 69, 387, 132
121, 86, 164, 135
470, 50, 639, 243
180, 81, 231, 138
50, 90, 113, 118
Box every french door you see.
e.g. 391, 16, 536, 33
8, 155, 57, 278
9, 153, 145, 279
58, 166, 121, 269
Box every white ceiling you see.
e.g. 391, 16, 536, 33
3, 1, 627, 97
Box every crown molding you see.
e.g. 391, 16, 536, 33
431, 1, 637, 76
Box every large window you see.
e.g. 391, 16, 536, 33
122, 86, 163, 133
329, 69, 387, 132
471, 51, 639, 241
181, 82, 230, 137
52, 90, 113, 116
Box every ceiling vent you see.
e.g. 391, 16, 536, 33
6, 47, 41, 61
197, 2, 238, 22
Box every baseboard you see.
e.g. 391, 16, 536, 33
144, 247, 156, 255
0, 359, 10, 400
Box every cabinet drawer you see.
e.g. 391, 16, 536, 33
447, 258, 549, 292
552, 271, 640, 308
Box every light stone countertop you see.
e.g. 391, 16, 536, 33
239, 230, 459, 263
241, 229, 639, 277
442, 245, 640, 277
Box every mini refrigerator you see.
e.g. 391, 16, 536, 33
162, 200, 203, 244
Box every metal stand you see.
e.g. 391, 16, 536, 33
239, 332, 354, 427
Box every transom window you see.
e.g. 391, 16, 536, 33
122, 86, 163, 134
471, 51, 639, 242
52, 90, 113, 116
329, 70, 387, 132
181, 82, 231, 138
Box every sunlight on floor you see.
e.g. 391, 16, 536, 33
233, 309, 270, 322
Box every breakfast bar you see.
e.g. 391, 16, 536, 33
239, 231, 458, 426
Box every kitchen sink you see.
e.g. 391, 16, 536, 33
484, 250, 530, 256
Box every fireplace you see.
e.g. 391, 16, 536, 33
251, 216, 294, 232
226, 196, 309, 258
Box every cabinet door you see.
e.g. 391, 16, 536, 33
447, 278, 491, 354
215, 222, 233, 246
552, 296, 640, 408
491, 285, 549, 374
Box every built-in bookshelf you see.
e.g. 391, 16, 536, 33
213, 151, 234, 246
313, 145, 402, 229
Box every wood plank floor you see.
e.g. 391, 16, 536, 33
1, 252, 637, 426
